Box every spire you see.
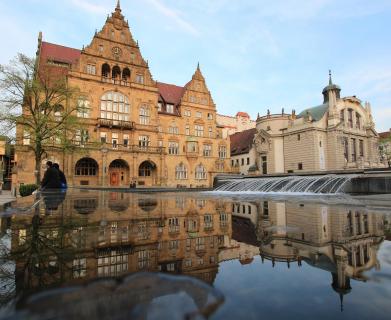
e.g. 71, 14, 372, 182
329, 69, 332, 85
197, 61, 200, 71
116, 0, 121, 12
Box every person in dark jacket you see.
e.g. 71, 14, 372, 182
53, 163, 67, 189
41, 161, 62, 190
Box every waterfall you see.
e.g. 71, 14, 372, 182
214, 175, 357, 194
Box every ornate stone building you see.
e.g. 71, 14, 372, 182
217, 112, 256, 138
14, 2, 229, 188
254, 73, 384, 174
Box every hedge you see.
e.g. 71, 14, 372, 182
19, 184, 38, 197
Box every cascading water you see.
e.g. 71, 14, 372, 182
214, 174, 357, 194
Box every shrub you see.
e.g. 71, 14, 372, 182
19, 184, 38, 197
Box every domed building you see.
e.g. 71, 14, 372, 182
254, 72, 385, 174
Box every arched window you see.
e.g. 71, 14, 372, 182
340, 109, 345, 123
139, 105, 150, 125
122, 68, 131, 81
75, 158, 98, 176
195, 164, 207, 180
139, 161, 155, 177
112, 65, 121, 80
176, 163, 188, 180
100, 91, 130, 122
102, 63, 110, 78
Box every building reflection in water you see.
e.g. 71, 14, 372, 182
2, 191, 388, 312
230, 199, 385, 311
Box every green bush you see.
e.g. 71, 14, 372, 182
19, 184, 38, 197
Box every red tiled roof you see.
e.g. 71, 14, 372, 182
379, 130, 391, 139
236, 111, 250, 118
230, 128, 256, 156
40, 41, 81, 65
157, 82, 185, 105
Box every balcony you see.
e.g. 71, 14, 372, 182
186, 151, 199, 158
98, 118, 135, 130
101, 76, 131, 87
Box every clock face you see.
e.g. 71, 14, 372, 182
112, 46, 122, 57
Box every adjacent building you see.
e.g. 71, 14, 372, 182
14, 3, 230, 189
217, 112, 256, 138
379, 129, 391, 167
253, 73, 385, 174
229, 128, 257, 174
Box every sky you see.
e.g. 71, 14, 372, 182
1, 0, 390, 132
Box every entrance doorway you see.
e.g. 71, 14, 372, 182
108, 159, 129, 186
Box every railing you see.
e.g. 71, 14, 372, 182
101, 76, 131, 87
98, 118, 135, 130
72, 141, 165, 154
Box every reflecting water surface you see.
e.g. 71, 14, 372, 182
0, 190, 390, 319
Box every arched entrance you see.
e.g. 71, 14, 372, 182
109, 159, 129, 186
138, 160, 157, 186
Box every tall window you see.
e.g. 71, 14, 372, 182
195, 125, 204, 137
359, 139, 364, 157
86, 64, 96, 75
207, 113, 213, 120
75, 129, 89, 145
351, 138, 357, 162
139, 105, 150, 125
185, 125, 190, 135
100, 132, 107, 143
355, 112, 361, 129
343, 137, 349, 162
195, 164, 207, 180
168, 142, 179, 155
123, 134, 129, 147
138, 135, 150, 148
112, 133, 118, 149
77, 98, 90, 118
184, 110, 191, 117
196, 111, 202, 118
175, 163, 188, 180
135, 74, 144, 84
208, 126, 213, 138
340, 109, 345, 123
218, 146, 227, 159
100, 92, 130, 121
203, 145, 212, 157
348, 109, 353, 128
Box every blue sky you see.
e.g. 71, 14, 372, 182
1, 0, 390, 132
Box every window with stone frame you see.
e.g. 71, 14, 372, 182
138, 135, 150, 148
86, 64, 96, 75
185, 125, 190, 135
208, 126, 213, 138
168, 142, 179, 155
218, 145, 227, 159
203, 144, 212, 157
135, 74, 144, 84
195, 164, 207, 180
77, 97, 91, 118
100, 92, 130, 121
195, 125, 204, 137
123, 134, 129, 147
175, 163, 188, 180
139, 105, 150, 125
355, 112, 361, 129
168, 125, 179, 135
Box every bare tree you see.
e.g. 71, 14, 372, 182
0, 54, 85, 184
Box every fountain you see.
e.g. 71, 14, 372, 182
214, 174, 357, 194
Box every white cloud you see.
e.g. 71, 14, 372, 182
145, 0, 200, 36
